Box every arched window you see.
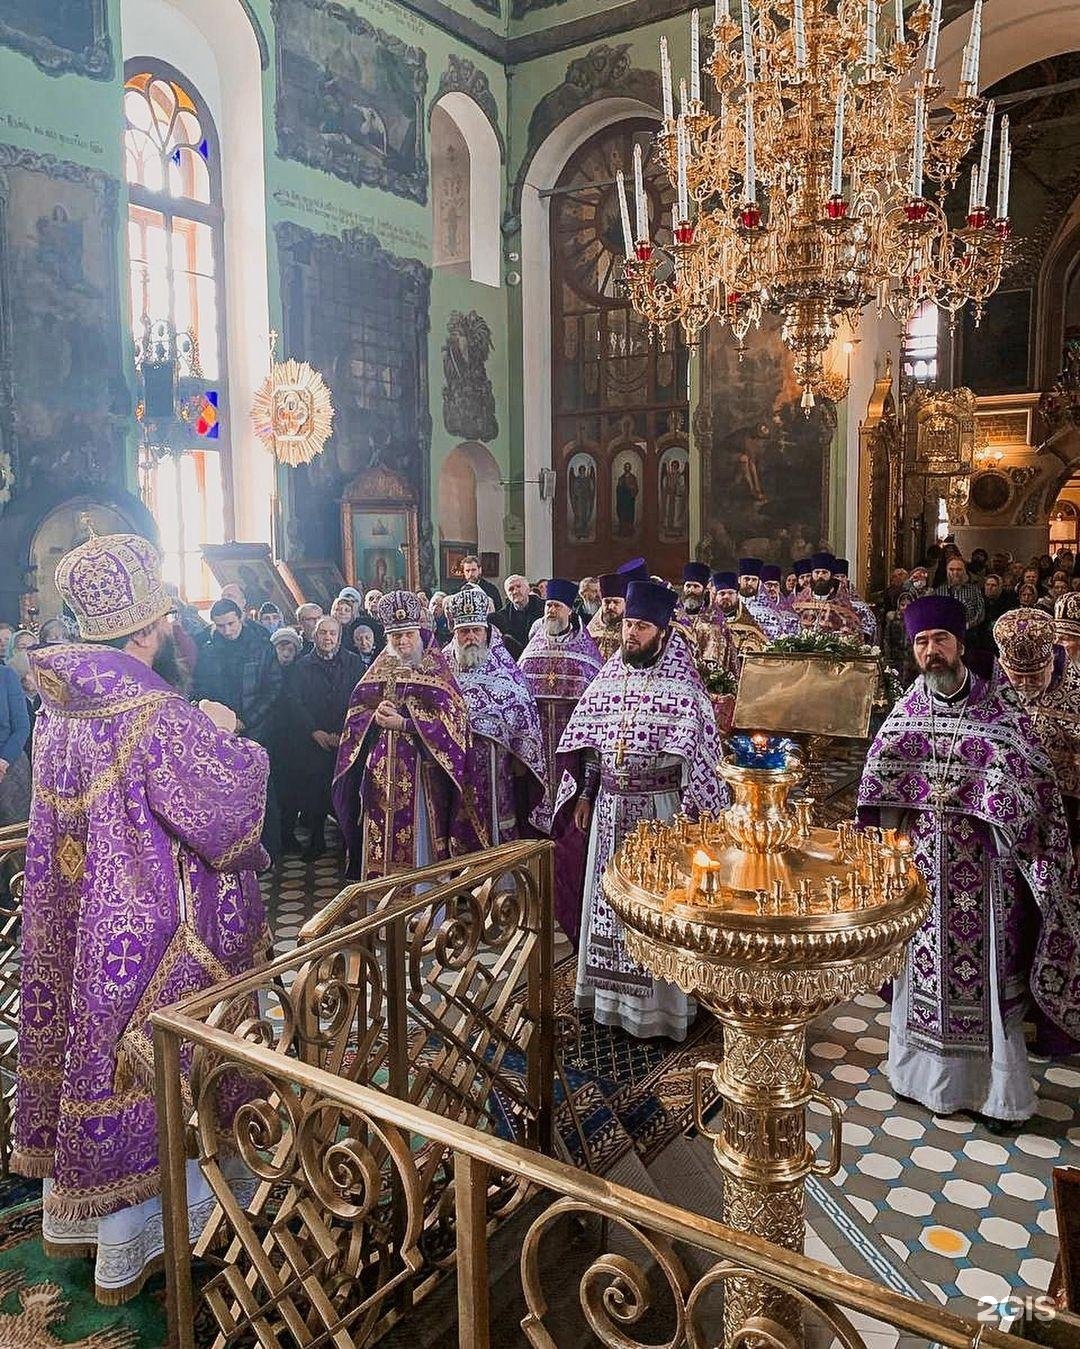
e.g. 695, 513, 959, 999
902, 300, 939, 387
124, 63, 228, 602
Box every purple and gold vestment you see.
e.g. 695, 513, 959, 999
518, 623, 602, 945
859, 673, 1080, 1117
14, 645, 269, 1221
445, 634, 546, 844
333, 631, 487, 880
558, 632, 726, 1039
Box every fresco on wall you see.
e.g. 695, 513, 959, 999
697, 317, 835, 568
276, 220, 434, 583
274, 0, 428, 204
0, 0, 112, 79
0, 145, 127, 498
565, 449, 597, 543
442, 310, 498, 443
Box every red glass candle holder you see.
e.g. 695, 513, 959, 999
741, 203, 762, 229
904, 198, 929, 223
825, 195, 848, 221
995, 219, 1011, 240
635, 242, 653, 261
674, 222, 695, 245
966, 206, 989, 229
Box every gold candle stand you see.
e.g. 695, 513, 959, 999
602, 738, 928, 1347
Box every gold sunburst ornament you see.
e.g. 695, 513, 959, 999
250, 332, 335, 466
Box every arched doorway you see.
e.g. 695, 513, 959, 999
549, 119, 689, 580
437, 441, 503, 586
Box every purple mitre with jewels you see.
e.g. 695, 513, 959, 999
446, 586, 490, 629
994, 608, 1055, 672
376, 589, 424, 632
55, 527, 174, 642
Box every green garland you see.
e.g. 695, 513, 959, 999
705, 667, 738, 696
766, 631, 867, 657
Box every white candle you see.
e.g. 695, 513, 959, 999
744, 96, 756, 200
967, 0, 983, 89
865, 0, 878, 67
894, 0, 904, 45
633, 142, 648, 242
691, 9, 701, 103
924, 0, 941, 73
616, 170, 634, 256
680, 77, 689, 118
911, 92, 925, 196
996, 114, 1010, 217
831, 84, 846, 196
794, 0, 807, 69
968, 165, 979, 215
660, 37, 674, 120
676, 117, 690, 220
977, 99, 995, 207
742, 0, 755, 83
717, 0, 730, 17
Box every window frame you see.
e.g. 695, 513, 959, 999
123, 56, 234, 596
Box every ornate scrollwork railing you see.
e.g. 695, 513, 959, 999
154, 840, 1039, 1349
0, 823, 27, 1173
155, 841, 555, 1343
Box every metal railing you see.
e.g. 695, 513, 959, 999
153, 842, 1041, 1349
0, 824, 26, 1173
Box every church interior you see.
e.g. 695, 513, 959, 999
0, 0, 1079, 1345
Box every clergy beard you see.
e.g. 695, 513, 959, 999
716, 595, 738, 616
811, 579, 834, 597
152, 633, 184, 690
580, 600, 599, 618
683, 595, 703, 614
622, 631, 664, 668
544, 618, 570, 638
738, 581, 758, 598
454, 639, 488, 671
922, 657, 965, 697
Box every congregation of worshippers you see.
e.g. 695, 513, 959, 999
6, 529, 1080, 1305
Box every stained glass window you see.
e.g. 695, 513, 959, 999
123, 65, 227, 603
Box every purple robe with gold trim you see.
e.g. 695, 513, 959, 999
445, 633, 546, 844
333, 631, 487, 880
518, 623, 602, 945
859, 673, 1080, 1115
14, 645, 269, 1221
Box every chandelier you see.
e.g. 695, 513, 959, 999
615, 0, 1014, 407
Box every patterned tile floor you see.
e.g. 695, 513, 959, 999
261, 840, 1077, 1336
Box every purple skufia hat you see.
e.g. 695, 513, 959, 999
833, 557, 850, 576
810, 551, 835, 571
616, 557, 651, 582
761, 564, 782, 583
599, 572, 628, 599
683, 561, 712, 585
793, 557, 812, 577
712, 571, 737, 590
738, 557, 764, 577
545, 578, 578, 608
625, 580, 678, 628
903, 594, 967, 642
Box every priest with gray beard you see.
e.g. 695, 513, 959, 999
444, 586, 545, 843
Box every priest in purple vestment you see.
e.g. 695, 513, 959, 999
14, 529, 270, 1304
859, 595, 1080, 1131
518, 579, 603, 945
333, 590, 487, 881
561, 581, 726, 1040
444, 586, 546, 843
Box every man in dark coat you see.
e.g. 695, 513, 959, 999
448, 555, 501, 609
491, 574, 544, 660
283, 615, 364, 858
194, 598, 283, 857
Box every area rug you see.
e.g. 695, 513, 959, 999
0, 1176, 168, 1347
